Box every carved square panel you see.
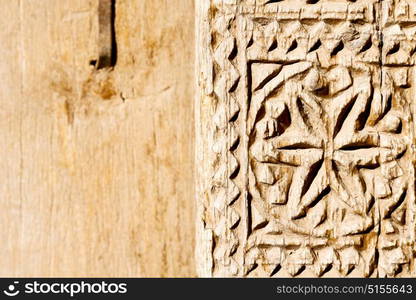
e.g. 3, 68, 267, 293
196, 0, 416, 277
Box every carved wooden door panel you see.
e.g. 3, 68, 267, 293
196, 0, 416, 277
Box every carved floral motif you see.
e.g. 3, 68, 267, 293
197, 0, 416, 277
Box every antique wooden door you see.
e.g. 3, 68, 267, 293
196, 0, 416, 277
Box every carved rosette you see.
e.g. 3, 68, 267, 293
197, 0, 416, 277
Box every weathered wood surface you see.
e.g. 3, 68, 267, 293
196, 0, 416, 277
0, 0, 195, 277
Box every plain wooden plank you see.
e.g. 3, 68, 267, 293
0, 0, 194, 277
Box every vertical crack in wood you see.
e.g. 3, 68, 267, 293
96, 0, 117, 69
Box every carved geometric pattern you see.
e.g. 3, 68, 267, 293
197, 0, 416, 277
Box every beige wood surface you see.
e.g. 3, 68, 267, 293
0, 0, 195, 277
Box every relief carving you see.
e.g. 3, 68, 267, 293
196, 0, 416, 277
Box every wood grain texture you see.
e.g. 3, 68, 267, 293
0, 0, 195, 277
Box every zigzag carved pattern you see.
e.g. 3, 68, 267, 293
210, 14, 242, 276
